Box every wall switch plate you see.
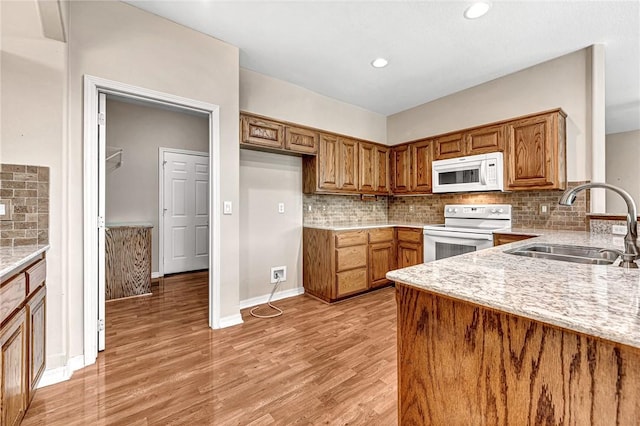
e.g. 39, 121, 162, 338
223, 201, 232, 215
0, 200, 11, 220
540, 204, 550, 215
278, 202, 285, 214
612, 225, 627, 235
0, 204, 5, 216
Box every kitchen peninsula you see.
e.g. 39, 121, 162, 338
388, 231, 640, 425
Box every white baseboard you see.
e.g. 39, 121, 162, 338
151, 272, 162, 279
239, 286, 305, 310
218, 313, 243, 328
37, 355, 85, 389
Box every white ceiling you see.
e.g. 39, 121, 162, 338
126, 1, 640, 134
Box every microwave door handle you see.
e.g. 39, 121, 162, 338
480, 161, 487, 185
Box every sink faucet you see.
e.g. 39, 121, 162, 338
559, 182, 639, 268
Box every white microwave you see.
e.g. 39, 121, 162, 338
432, 152, 504, 193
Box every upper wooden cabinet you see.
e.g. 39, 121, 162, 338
434, 133, 464, 160
466, 124, 505, 156
338, 138, 358, 191
359, 142, 390, 194
317, 134, 339, 191
391, 139, 433, 194
240, 112, 318, 155
506, 109, 566, 190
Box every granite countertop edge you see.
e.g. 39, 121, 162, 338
0, 244, 51, 278
387, 231, 640, 349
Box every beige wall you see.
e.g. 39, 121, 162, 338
388, 48, 592, 182
239, 69, 387, 302
239, 150, 302, 301
105, 98, 209, 273
240, 68, 387, 143
1, 0, 69, 370
64, 1, 239, 365
606, 130, 640, 214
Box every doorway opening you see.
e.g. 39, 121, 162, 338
83, 75, 221, 366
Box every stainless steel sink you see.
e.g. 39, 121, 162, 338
505, 243, 620, 265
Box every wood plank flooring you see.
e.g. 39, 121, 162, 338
22, 272, 398, 425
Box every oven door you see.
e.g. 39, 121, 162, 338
423, 230, 494, 262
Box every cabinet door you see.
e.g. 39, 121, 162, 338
391, 144, 411, 193
434, 133, 464, 160
369, 242, 395, 288
240, 115, 284, 149
506, 113, 559, 189
337, 138, 358, 191
411, 139, 433, 193
0, 309, 27, 426
27, 287, 46, 403
375, 145, 390, 194
397, 242, 422, 269
284, 126, 318, 154
317, 134, 340, 191
358, 142, 376, 193
493, 233, 535, 246
466, 124, 505, 155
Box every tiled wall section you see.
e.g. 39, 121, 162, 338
303, 194, 388, 225
0, 164, 49, 247
389, 182, 590, 231
590, 218, 638, 235
303, 182, 590, 231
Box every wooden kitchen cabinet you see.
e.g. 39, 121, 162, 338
240, 112, 318, 155
391, 140, 433, 195
434, 132, 464, 160
396, 227, 424, 268
338, 137, 359, 191
466, 124, 505, 156
304, 134, 364, 194
0, 309, 27, 426
359, 142, 390, 194
506, 109, 566, 190
0, 252, 47, 425
493, 232, 536, 246
303, 227, 397, 302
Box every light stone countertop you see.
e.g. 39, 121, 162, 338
387, 231, 640, 349
303, 222, 431, 231
0, 244, 50, 279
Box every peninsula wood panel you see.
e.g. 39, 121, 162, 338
0, 309, 27, 426
396, 284, 640, 426
302, 227, 335, 302
105, 226, 152, 300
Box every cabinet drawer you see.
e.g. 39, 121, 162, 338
335, 230, 368, 248
336, 245, 367, 272
396, 228, 423, 243
336, 268, 368, 297
26, 259, 46, 297
369, 227, 394, 243
0, 274, 26, 324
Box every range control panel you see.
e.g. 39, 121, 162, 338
443, 204, 512, 220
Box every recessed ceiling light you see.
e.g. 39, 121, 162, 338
464, 2, 491, 19
371, 58, 388, 68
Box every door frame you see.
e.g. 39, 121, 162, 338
83, 75, 222, 366
158, 148, 210, 277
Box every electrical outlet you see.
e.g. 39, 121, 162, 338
270, 266, 286, 284
540, 204, 550, 215
612, 225, 627, 235
278, 202, 285, 214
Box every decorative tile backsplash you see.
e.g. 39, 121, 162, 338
304, 182, 590, 231
0, 164, 49, 247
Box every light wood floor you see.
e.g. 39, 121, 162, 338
22, 272, 398, 425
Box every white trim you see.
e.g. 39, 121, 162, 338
158, 147, 209, 277
151, 272, 163, 279
218, 313, 244, 328
37, 355, 85, 389
238, 287, 305, 310
83, 75, 223, 368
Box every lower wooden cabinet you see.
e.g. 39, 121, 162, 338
396, 228, 424, 268
0, 309, 28, 426
303, 227, 400, 302
0, 252, 47, 425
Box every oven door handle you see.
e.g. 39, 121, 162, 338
423, 230, 493, 241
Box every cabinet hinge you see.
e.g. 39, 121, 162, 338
98, 319, 105, 332
97, 216, 105, 229
98, 112, 106, 126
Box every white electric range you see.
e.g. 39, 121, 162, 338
423, 204, 512, 262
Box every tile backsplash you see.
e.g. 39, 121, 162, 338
304, 181, 590, 231
0, 164, 49, 247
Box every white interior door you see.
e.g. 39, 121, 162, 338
97, 92, 107, 351
163, 151, 210, 274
